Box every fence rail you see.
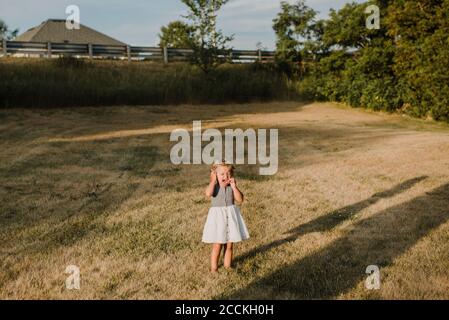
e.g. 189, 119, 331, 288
0, 40, 275, 63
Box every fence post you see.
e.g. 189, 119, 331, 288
2, 39, 7, 57
88, 43, 93, 59
163, 46, 168, 64
126, 45, 131, 62
47, 42, 52, 58
258, 49, 262, 62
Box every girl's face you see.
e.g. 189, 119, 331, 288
215, 166, 232, 185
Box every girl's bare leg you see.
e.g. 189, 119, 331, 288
211, 243, 222, 272
224, 242, 233, 269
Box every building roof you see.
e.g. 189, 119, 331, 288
15, 19, 126, 46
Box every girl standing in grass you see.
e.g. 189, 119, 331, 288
202, 161, 250, 273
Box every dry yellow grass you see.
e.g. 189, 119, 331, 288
0, 102, 448, 299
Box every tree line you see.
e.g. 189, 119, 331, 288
276, 0, 449, 122
159, 0, 448, 122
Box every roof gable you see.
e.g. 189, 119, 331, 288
15, 19, 126, 46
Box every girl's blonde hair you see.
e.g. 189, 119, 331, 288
211, 160, 235, 174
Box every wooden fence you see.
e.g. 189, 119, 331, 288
0, 40, 275, 63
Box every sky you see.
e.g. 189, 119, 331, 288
0, 0, 365, 50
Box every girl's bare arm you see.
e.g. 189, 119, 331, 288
205, 170, 217, 197
230, 178, 243, 203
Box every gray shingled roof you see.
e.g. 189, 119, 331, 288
15, 19, 126, 46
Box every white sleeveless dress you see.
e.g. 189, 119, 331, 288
202, 185, 250, 244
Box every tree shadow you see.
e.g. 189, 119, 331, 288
222, 179, 449, 299
233, 176, 427, 266
285, 176, 428, 236
0, 141, 167, 255
14, 101, 311, 142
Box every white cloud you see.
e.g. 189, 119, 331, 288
225, 0, 285, 12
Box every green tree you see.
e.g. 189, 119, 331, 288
298, 1, 401, 111
324, 1, 397, 110
386, 0, 449, 121
158, 20, 195, 48
273, 1, 316, 59
323, 1, 390, 49
181, 0, 234, 73
285, 0, 448, 122
0, 19, 18, 40
272, 1, 323, 77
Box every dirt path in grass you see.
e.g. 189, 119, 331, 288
1, 102, 449, 299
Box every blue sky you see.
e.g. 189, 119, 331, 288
0, 0, 365, 49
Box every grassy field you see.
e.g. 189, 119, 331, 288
0, 101, 448, 299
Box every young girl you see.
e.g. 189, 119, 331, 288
202, 161, 250, 272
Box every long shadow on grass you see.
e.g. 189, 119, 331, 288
222, 178, 449, 299
18, 102, 311, 142
232, 176, 427, 266
0, 142, 163, 255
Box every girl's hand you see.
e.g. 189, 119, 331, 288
210, 170, 217, 185
229, 177, 237, 189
